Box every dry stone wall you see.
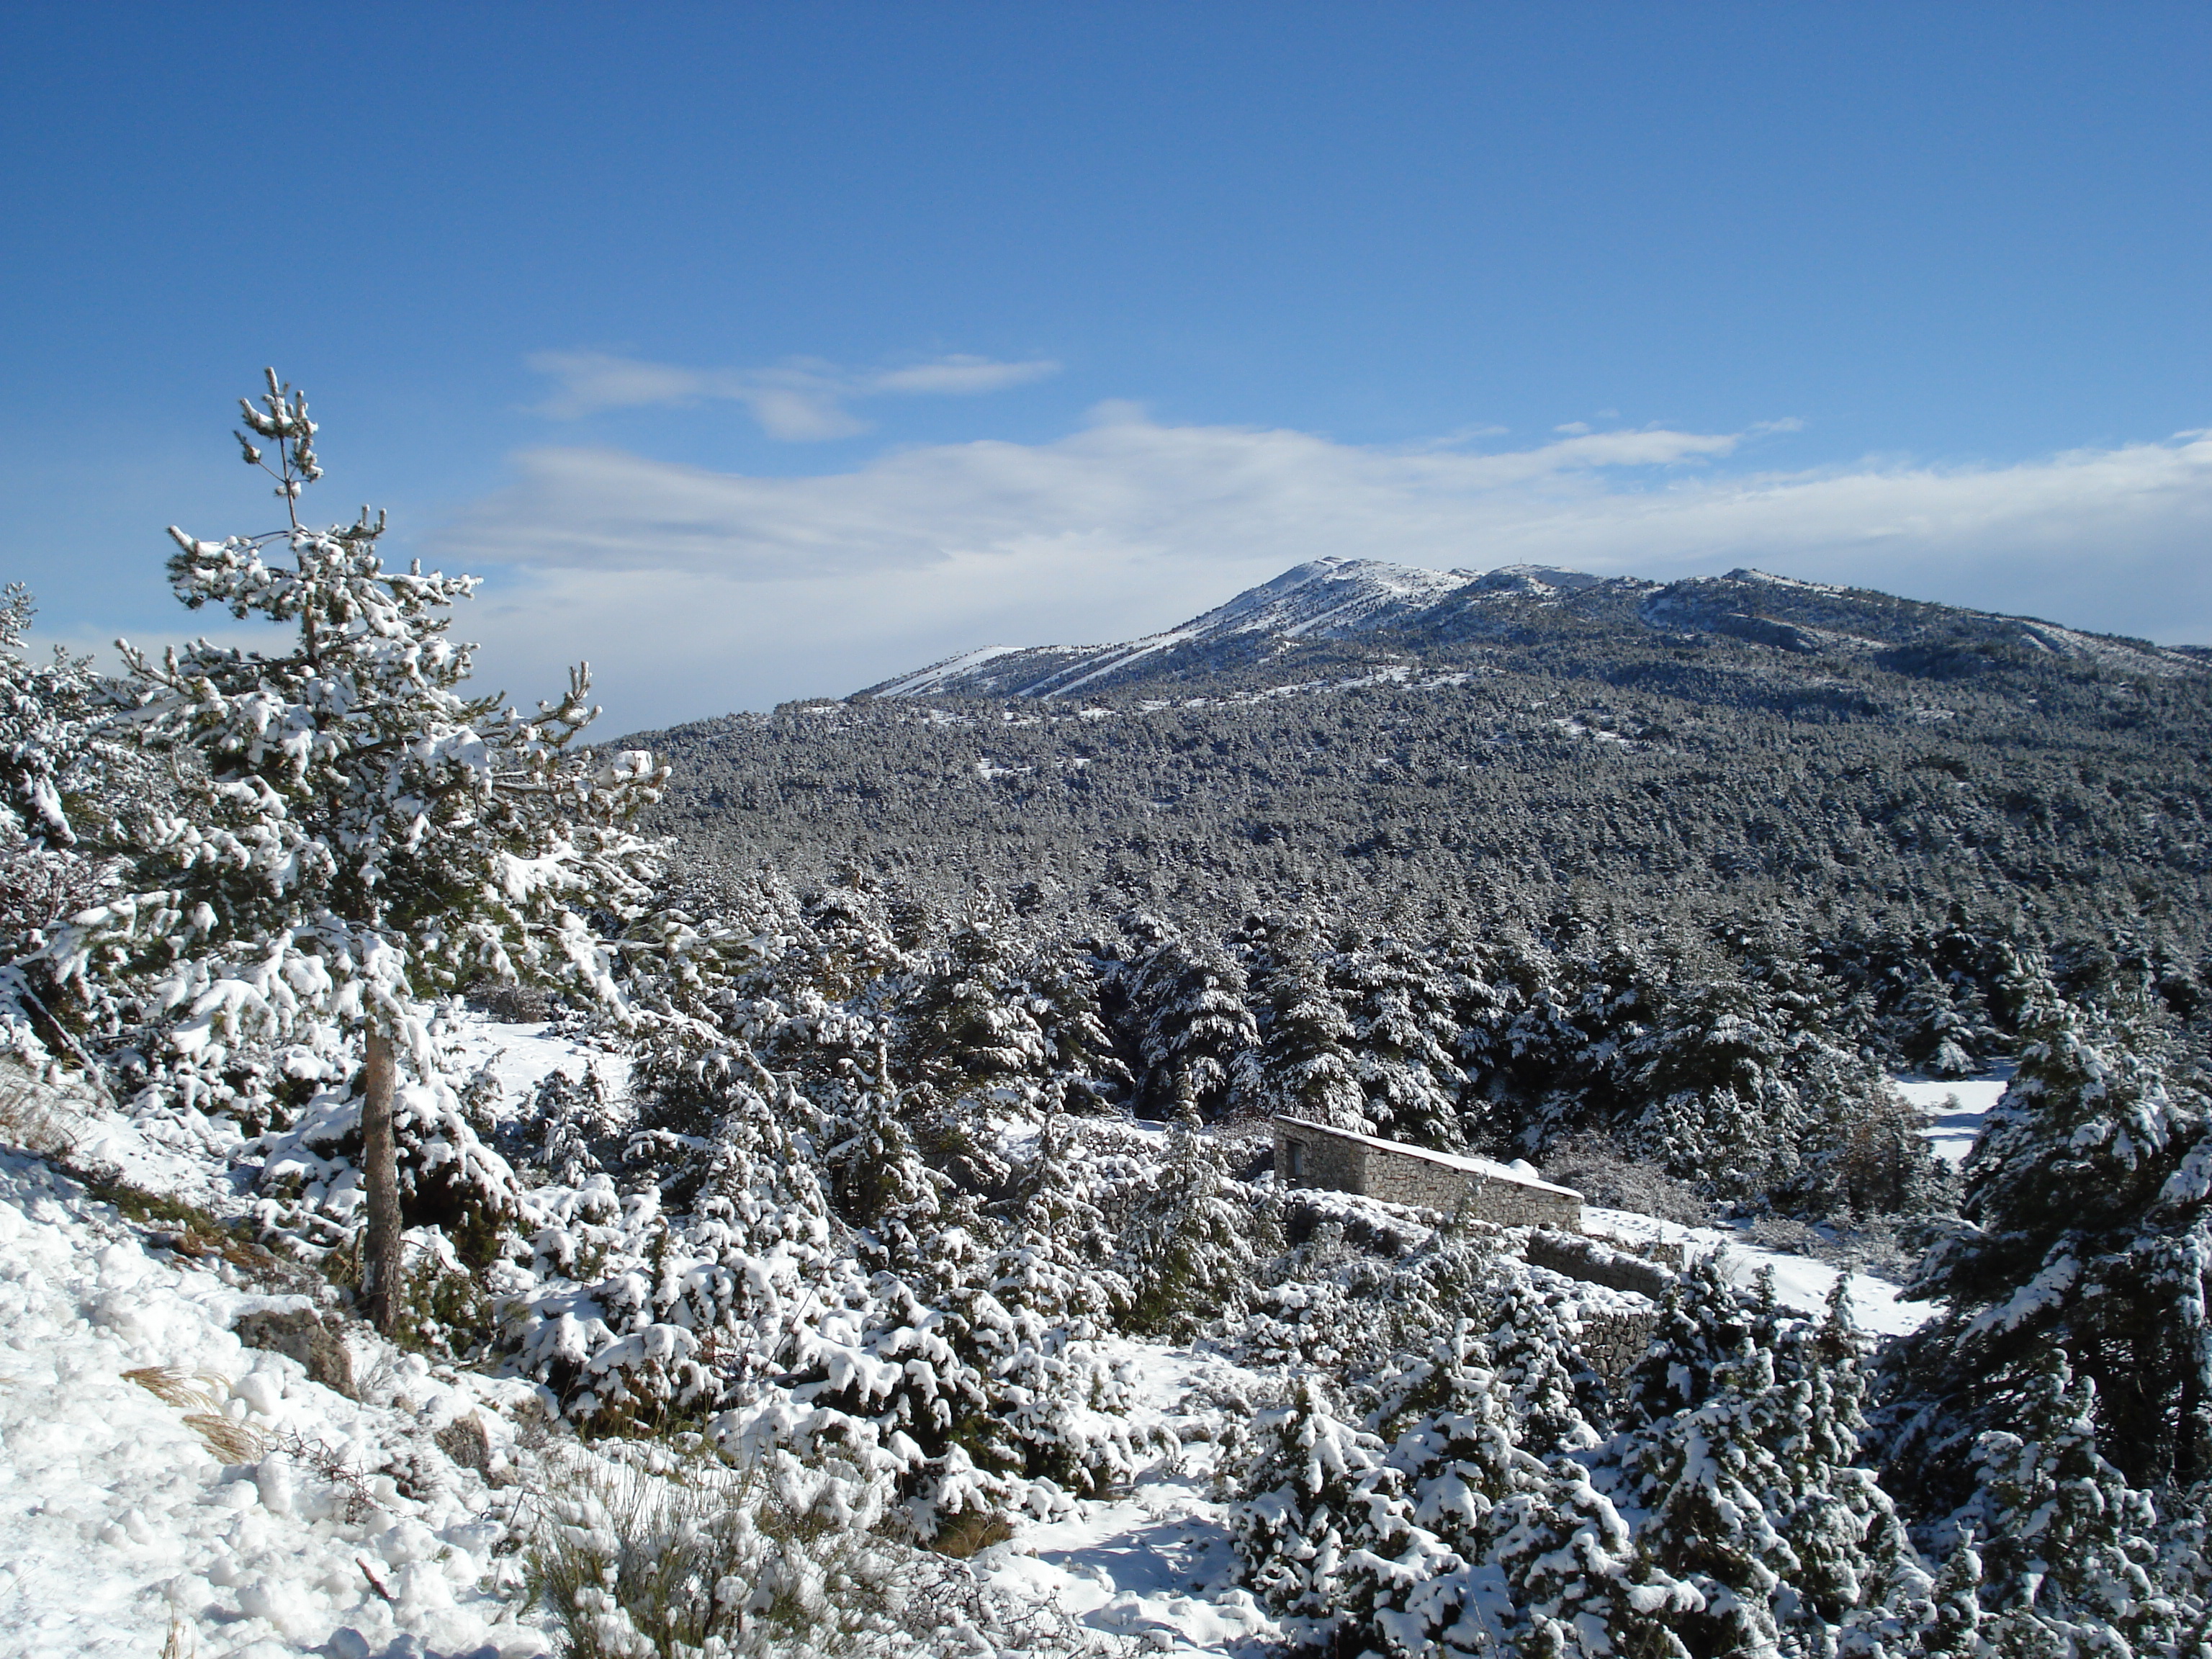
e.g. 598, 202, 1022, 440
1573, 1308, 1660, 1389
1525, 1229, 1678, 1301
1273, 1116, 1583, 1231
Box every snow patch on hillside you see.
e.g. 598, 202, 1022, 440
1894, 1070, 2011, 1166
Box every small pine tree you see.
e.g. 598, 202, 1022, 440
1226, 1373, 1386, 1627
1624, 1334, 1799, 1659
896, 913, 1051, 1105
1337, 1324, 1548, 1655
1120, 1109, 1270, 1338
1970, 1349, 2167, 1654
1912, 1530, 1986, 1659
45, 372, 665, 1331
1489, 1458, 1701, 1659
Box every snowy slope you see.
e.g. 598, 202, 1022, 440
859, 558, 1515, 700
1894, 1071, 2010, 1166
1579, 1206, 1938, 1338
0, 1146, 544, 1659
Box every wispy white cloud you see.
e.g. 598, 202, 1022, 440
523, 350, 1061, 439
446, 410, 1749, 578
429, 408, 2212, 733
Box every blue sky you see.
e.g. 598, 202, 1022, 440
4, 4, 2208, 734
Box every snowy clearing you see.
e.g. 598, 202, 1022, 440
1894, 1070, 2011, 1166
1579, 1207, 1938, 1337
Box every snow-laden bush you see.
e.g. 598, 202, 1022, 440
1223, 1372, 1383, 1627
258, 1064, 526, 1264
503, 1043, 848, 1433
1120, 1111, 1276, 1338
523, 1441, 932, 1658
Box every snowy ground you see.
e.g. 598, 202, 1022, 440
1892, 1069, 2011, 1166
0, 1144, 543, 1659
1579, 1206, 1937, 1337
979, 1344, 1280, 1655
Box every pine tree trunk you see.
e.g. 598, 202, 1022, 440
361, 1028, 403, 1336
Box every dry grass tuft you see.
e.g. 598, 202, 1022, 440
161, 1611, 197, 1659
928, 1509, 1017, 1559
122, 1365, 217, 1408
181, 1411, 266, 1465
122, 1367, 266, 1463
0, 1060, 82, 1156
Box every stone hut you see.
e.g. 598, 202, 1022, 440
1272, 1115, 1584, 1231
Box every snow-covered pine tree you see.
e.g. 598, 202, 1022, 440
1124, 929, 1257, 1120
1336, 1323, 1550, 1656
524, 1063, 622, 1188
1015, 935, 1130, 1112
1624, 1251, 1766, 1427
1611, 975, 1813, 1202
991, 1092, 1128, 1330
1488, 1460, 1702, 1659
41, 372, 665, 1331
1885, 990, 2212, 1503
896, 912, 1051, 1107
0, 585, 107, 855
1485, 1277, 1605, 1456
1897, 967, 1980, 1081
1120, 1107, 1272, 1338
1766, 1280, 1928, 1650
0, 585, 125, 1063
1333, 930, 1470, 1149
1910, 1531, 1985, 1659
1234, 915, 1366, 1128
796, 867, 909, 999
1622, 1334, 1799, 1658
1968, 1349, 2169, 1655
1225, 1372, 1387, 1630
816, 1040, 943, 1268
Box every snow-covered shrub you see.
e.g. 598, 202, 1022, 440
1334, 1326, 1549, 1655
764, 1209, 1154, 1541
259, 1068, 527, 1271
505, 1046, 845, 1433
1120, 1112, 1275, 1338
1222, 1372, 1384, 1628
1239, 1222, 1498, 1380
523, 1440, 933, 1658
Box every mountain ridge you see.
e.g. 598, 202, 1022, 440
856, 557, 2203, 701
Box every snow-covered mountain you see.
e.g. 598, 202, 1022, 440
860, 558, 1606, 699
858, 557, 2202, 701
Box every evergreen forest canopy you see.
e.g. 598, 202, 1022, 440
631, 558, 2212, 963
9, 380, 2212, 1656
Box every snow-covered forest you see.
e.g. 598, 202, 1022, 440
6, 377, 2212, 1658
